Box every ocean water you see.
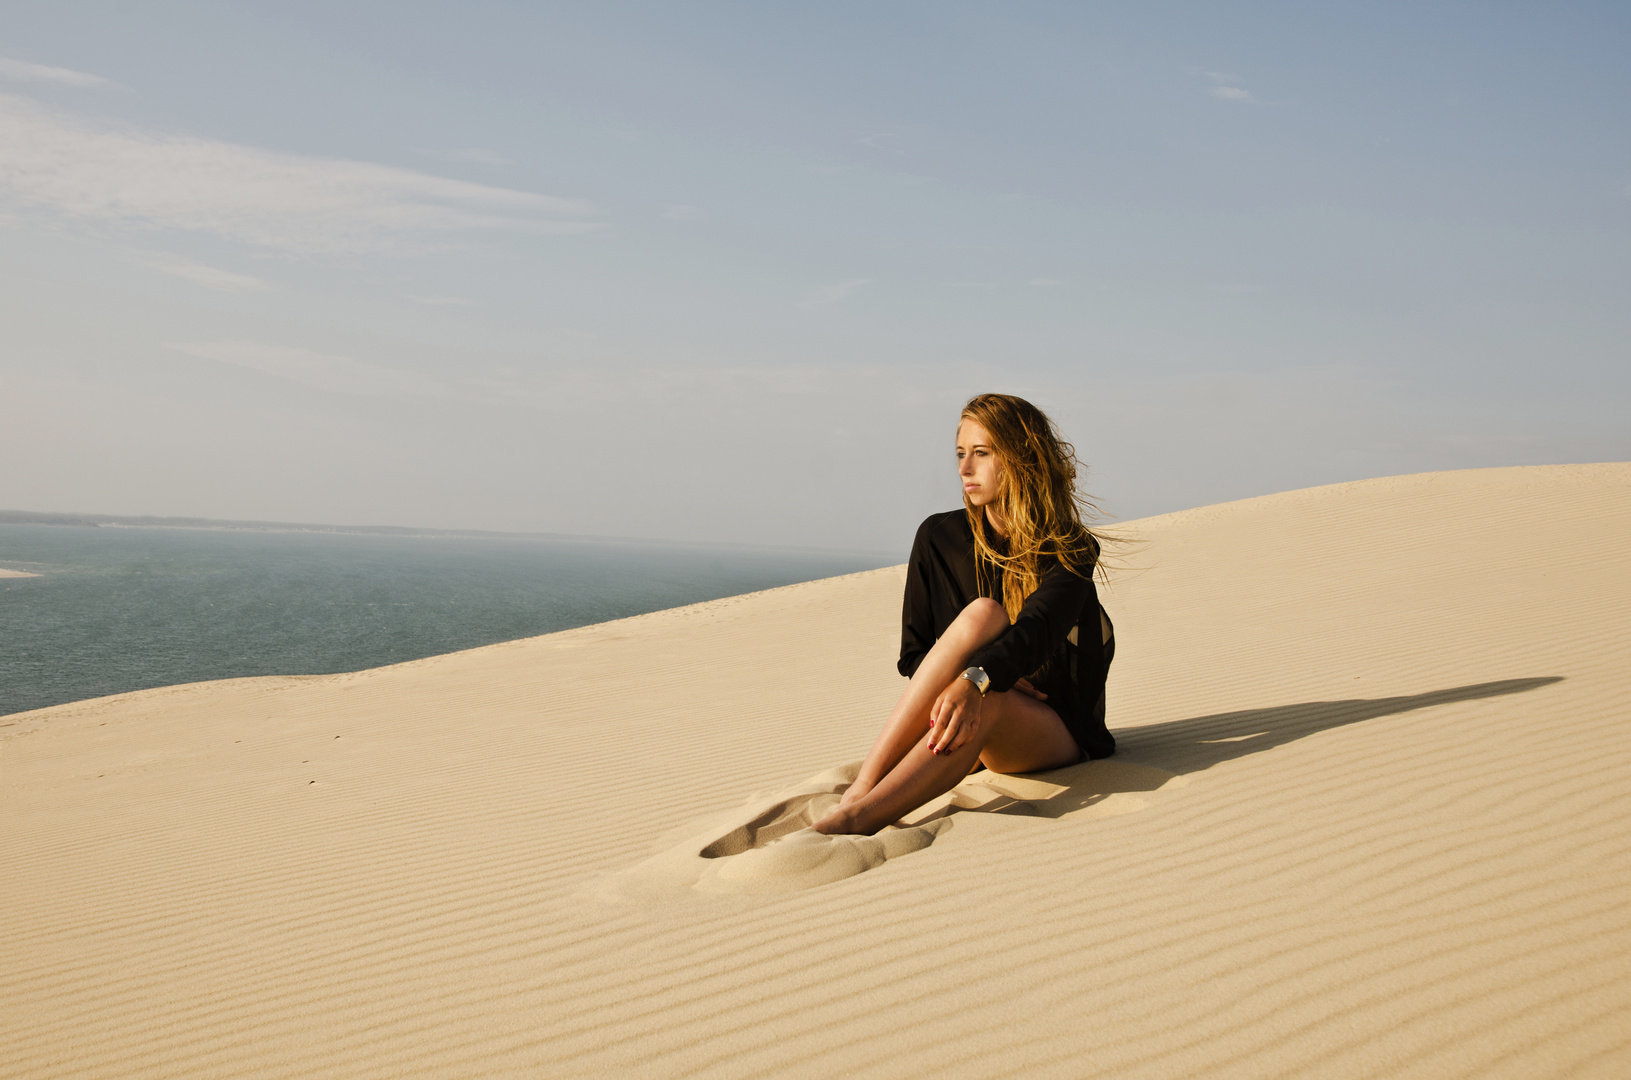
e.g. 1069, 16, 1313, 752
0, 524, 897, 717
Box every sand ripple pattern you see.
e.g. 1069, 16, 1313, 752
3, 464, 1629, 1078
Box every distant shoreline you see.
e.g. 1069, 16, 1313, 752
0, 509, 898, 561
0, 507, 650, 541
0, 567, 43, 579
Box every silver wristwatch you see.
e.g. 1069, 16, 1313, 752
960, 666, 991, 696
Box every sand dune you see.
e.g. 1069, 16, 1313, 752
3, 463, 1629, 1078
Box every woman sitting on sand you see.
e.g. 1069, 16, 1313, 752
814, 393, 1115, 836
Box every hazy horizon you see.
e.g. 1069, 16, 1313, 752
4, 2, 1627, 551
0, 505, 902, 556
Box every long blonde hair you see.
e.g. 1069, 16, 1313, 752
960, 393, 1102, 621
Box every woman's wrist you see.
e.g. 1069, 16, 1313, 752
959, 665, 991, 696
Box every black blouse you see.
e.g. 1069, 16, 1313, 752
898, 510, 1116, 759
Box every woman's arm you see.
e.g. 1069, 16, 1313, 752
965, 560, 1093, 693
897, 516, 941, 679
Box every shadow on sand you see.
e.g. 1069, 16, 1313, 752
608, 679, 1570, 893
958, 677, 1565, 822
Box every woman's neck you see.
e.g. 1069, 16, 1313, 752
982, 504, 1009, 538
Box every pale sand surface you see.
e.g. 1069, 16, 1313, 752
4, 464, 1629, 1078
0, 566, 42, 577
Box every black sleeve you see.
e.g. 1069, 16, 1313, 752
898, 517, 938, 678
968, 560, 1092, 693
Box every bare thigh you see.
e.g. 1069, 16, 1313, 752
979, 691, 1082, 774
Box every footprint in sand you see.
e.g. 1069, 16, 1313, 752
602, 757, 1182, 899
699, 798, 948, 894
604, 762, 947, 898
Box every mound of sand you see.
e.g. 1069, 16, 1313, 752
4, 464, 1628, 1078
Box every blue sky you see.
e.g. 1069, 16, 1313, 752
2, 2, 1627, 551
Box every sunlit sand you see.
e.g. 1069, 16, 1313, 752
4, 464, 1628, 1078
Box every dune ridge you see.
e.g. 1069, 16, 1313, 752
3, 464, 1628, 1078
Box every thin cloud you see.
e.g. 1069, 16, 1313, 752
167, 339, 443, 397
0, 58, 118, 89
801, 278, 873, 308
663, 204, 701, 220
144, 255, 267, 292
1029, 277, 1068, 288
0, 93, 599, 255
416, 147, 510, 165
409, 294, 475, 307
1200, 70, 1259, 103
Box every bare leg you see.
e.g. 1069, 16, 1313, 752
837, 598, 1010, 810
818, 599, 1081, 835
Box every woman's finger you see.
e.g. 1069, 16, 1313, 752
939, 704, 974, 754
1014, 678, 1048, 701
954, 705, 979, 750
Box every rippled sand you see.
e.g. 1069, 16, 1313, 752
4, 464, 1628, 1078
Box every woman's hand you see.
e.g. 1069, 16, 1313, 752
1013, 678, 1047, 701
928, 676, 985, 755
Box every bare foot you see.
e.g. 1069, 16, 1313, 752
812, 804, 867, 836
837, 782, 873, 813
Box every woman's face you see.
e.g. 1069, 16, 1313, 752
956, 418, 1002, 507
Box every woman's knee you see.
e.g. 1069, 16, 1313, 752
963, 596, 1005, 621
951, 597, 1008, 640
